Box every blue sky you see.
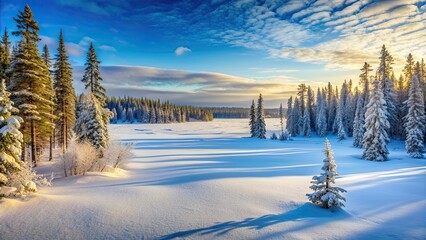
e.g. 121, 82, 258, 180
1, 0, 425, 107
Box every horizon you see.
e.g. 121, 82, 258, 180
1, 0, 425, 107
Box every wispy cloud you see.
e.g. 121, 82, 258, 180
175, 46, 191, 56
72, 65, 308, 107
99, 45, 117, 52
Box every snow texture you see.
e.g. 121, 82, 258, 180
0, 119, 425, 240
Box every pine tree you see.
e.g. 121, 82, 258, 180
53, 30, 76, 154
41, 44, 55, 161
0, 29, 11, 84
292, 97, 302, 136
315, 88, 321, 132
403, 53, 415, 87
249, 100, 257, 137
279, 103, 284, 136
285, 96, 293, 135
297, 83, 307, 118
302, 103, 311, 137
404, 63, 425, 158
307, 139, 346, 209
378, 45, 396, 137
255, 94, 266, 139
336, 107, 346, 141
339, 81, 349, 134
328, 92, 337, 132
316, 89, 327, 137
82, 43, 106, 104
395, 74, 407, 139
362, 80, 389, 161
307, 87, 315, 130
353, 92, 364, 147
0, 79, 24, 192
8, 5, 55, 165
74, 93, 110, 153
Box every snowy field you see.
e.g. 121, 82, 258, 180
0, 119, 425, 240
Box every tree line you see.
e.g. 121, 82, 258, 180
106, 97, 213, 124
0, 5, 113, 196
208, 107, 281, 118
284, 45, 426, 160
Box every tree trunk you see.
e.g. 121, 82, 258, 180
49, 135, 53, 161
21, 123, 26, 161
31, 120, 37, 166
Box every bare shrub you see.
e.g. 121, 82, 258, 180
100, 141, 133, 170
61, 141, 98, 176
60, 140, 132, 177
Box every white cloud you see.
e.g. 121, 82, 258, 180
99, 45, 117, 52
79, 36, 95, 46
175, 46, 191, 56
65, 42, 85, 56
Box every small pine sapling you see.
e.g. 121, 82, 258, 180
307, 139, 346, 209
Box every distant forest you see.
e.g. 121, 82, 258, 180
106, 97, 282, 123
106, 96, 214, 123
208, 107, 281, 118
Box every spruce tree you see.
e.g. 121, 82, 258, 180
0, 79, 23, 192
353, 93, 364, 147
297, 84, 307, 118
0, 29, 11, 84
249, 100, 257, 137
302, 103, 311, 137
362, 80, 390, 161
255, 94, 266, 139
378, 45, 396, 137
53, 30, 76, 154
41, 44, 55, 161
328, 92, 337, 132
279, 103, 284, 136
292, 97, 302, 136
404, 63, 425, 158
336, 107, 346, 141
82, 43, 106, 104
8, 5, 55, 165
307, 138, 346, 209
285, 96, 293, 135
339, 81, 349, 134
74, 93, 110, 153
316, 89, 327, 137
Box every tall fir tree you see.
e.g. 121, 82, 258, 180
74, 92, 110, 153
41, 44, 55, 161
362, 80, 390, 161
285, 96, 293, 135
307, 139, 346, 209
53, 30, 76, 154
279, 103, 284, 135
0, 29, 11, 84
353, 91, 364, 148
297, 83, 307, 119
377, 45, 396, 137
307, 86, 315, 130
292, 97, 302, 136
82, 43, 106, 104
328, 91, 337, 132
0, 79, 23, 191
8, 5, 55, 165
316, 89, 327, 137
255, 94, 266, 139
404, 63, 425, 158
302, 102, 311, 137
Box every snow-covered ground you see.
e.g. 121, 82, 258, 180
1, 119, 425, 240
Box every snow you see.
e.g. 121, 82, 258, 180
0, 119, 425, 239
